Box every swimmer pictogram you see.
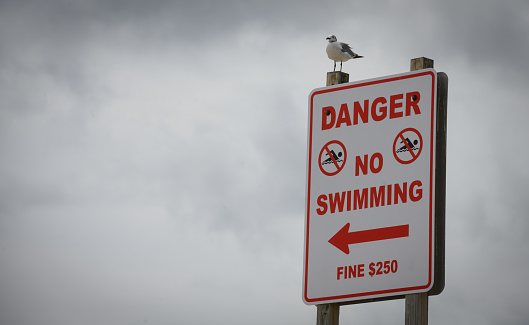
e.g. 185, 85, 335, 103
321, 150, 343, 165
318, 140, 347, 176
393, 128, 423, 164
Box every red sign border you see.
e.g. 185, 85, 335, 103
304, 69, 437, 304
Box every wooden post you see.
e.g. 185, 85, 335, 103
405, 292, 428, 325
317, 303, 340, 325
327, 71, 349, 86
404, 56, 433, 325
315, 71, 349, 325
410, 57, 434, 71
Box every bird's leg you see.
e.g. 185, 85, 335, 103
333, 61, 336, 72
340, 61, 343, 72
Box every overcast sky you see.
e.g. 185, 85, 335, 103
1, 0, 529, 324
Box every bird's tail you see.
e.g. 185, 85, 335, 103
354, 54, 364, 59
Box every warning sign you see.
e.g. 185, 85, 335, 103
303, 69, 439, 305
393, 128, 423, 164
319, 140, 347, 176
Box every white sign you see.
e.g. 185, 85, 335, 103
303, 69, 437, 304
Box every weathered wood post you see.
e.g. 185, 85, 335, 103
327, 71, 349, 86
404, 56, 434, 325
410, 57, 434, 72
317, 303, 340, 325
315, 70, 350, 325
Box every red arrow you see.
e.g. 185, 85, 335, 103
328, 223, 409, 254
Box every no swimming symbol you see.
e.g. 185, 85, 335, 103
319, 140, 347, 176
393, 128, 423, 164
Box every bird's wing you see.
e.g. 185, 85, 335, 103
339, 42, 355, 56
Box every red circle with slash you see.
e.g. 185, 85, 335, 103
319, 140, 347, 176
393, 128, 423, 164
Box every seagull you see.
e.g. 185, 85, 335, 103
326, 35, 363, 72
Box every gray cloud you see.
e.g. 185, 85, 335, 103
1, 0, 529, 324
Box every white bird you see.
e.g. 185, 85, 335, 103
326, 35, 363, 72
